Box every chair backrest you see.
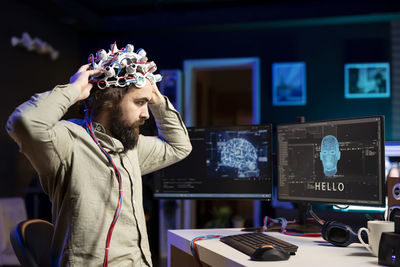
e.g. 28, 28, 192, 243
10, 219, 54, 267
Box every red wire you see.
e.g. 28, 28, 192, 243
191, 235, 222, 267
104, 52, 119, 67
85, 120, 123, 267
143, 65, 156, 75
192, 239, 203, 267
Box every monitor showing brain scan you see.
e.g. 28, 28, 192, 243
277, 116, 385, 206
218, 138, 259, 177
153, 124, 273, 199
206, 131, 269, 179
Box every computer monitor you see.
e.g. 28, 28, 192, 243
153, 124, 273, 199
330, 140, 398, 213
277, 116, 385, 207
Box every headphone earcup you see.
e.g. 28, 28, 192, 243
321, 221, 358, 247
321, 221, 335, 241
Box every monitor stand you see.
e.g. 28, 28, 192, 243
285, 203, 322, 233
241, 203, 322, 233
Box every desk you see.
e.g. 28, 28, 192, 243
168, 228, 379, 267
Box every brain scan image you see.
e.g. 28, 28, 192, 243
219, 138, 259, 177
205, 128, 269, 179
320, 135, 341, 177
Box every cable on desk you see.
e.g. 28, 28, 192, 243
308, 208, 325, 225
365, 214, 374, 220
190, 234, 223, 267
261, 216, 322, 237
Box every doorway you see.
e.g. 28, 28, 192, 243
183, 57, 262, 229
183, 57, 260, 126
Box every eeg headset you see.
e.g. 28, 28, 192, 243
88, 42, 162, 89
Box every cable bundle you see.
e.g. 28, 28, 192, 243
84, 107, 123, 267
262, 216, 322, 237
190, 235, 223, 267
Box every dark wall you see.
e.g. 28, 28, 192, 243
261, 23, 391, 133
85, 20, 392, 140
1, 0, 81, 196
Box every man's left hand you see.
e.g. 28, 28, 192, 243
147, 79, 164, 105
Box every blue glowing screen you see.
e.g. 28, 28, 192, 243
320, 135, 341, 177
272, 62, 306, 106
207, 129, 269, 179
277, 116, 385, 206
344, 62, 390, 99
153, 124, 273, 199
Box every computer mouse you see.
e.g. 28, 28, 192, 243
250, 244, 291, 261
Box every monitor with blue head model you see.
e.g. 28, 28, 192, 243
153, 124, 273, 199
277, 116, 385, 207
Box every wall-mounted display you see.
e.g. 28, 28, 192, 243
344, 62, 390, 99
272, 62, 306, 106
159, 69, 182, 111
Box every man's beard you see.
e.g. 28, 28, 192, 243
109, 106, 141, 151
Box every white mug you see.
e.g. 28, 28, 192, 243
357, 220, 394, 256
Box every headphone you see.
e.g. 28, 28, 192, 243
388, 206, 400, 221
321, 221, 360, 247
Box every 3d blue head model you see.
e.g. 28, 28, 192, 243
320, 135, 341, 177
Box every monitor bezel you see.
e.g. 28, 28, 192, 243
153, 123, 274, 200
276, 115, 385, 207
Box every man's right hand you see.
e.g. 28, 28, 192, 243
69, 64, 102, 101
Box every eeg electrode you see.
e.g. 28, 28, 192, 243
88, 42, 162, 89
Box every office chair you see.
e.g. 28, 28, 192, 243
9, 219, 54, 267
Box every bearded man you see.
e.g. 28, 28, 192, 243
6, 44, 192, 266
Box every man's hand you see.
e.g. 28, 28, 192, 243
69, 64, 102, 101
147, 78, 164, 105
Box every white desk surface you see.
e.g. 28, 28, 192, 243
168, 228, 380, 267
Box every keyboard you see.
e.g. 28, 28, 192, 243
220, 232, 298, 257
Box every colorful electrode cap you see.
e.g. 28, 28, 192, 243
88, 42, 162, 89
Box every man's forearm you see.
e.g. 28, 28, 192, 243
6, 84, 80, 149
150, 96, 191, 155
138, 96, 192, 175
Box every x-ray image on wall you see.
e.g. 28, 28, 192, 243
272, 62, 306, 106
205, 129, 269, 178
344, 62, 390, 99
